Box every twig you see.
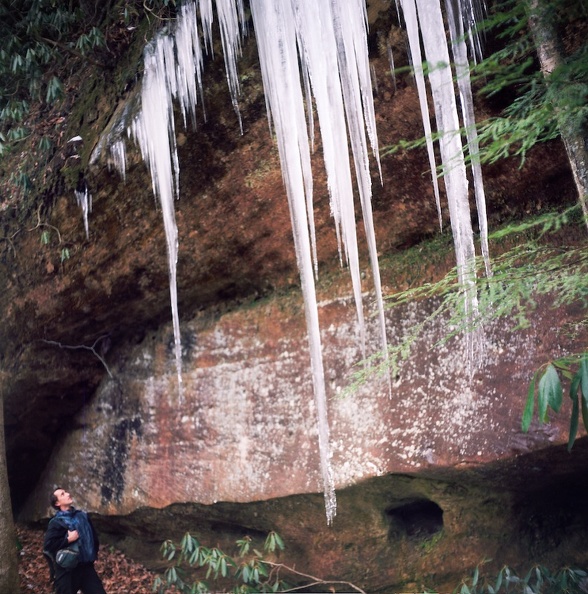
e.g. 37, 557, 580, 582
143, 0, 175, 21
264, 561, 367, 594
0, 228, 20, 257
41, 336, 113, 378
29, 205, 62, 244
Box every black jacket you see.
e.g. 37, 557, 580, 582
43, 513, 100, 581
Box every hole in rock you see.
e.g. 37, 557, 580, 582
386, 499, 444, 540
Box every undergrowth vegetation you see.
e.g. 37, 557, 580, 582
347, 206, 588, 446
154, 531, 588, 594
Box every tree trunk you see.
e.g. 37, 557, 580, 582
0, 383, 20, 594
527, 0, 588, 228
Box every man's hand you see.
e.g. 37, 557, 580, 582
67, 530, 79, 543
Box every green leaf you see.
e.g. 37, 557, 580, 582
494, 568, 504, 593
538, 364, 562, 420
580, 355, 588, 403
242, 564, 250, 583
522, 374, 536, 432
581, 385, 588, 434
45, 76, 63, 103
273, 532, 284, 550
568, 391, 579, 452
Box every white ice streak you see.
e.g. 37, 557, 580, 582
400, 0, 442, 228
413, 0, 483, 368
108, 139, 127, 182
74, 186, 92, 240
249, 0, 394, 521
125, 0, 239, 396
249, 0, 337, 524
386, 40, 397, 92
292, 0, 367, 357
445, 0, 491, 276
130, 33, 183, 394
175, 1, 206, 127
216, 0, 247, 132
330, 0, 390, 391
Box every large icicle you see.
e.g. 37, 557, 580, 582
292, 0, 367, 358
130, 33, 183, 394
249, 0, 337, 524
331, 0, 390, 391
399, 0, 443, 228
250, 0, 392, 519
445, 0, 491, 277
414, 0, 482, 367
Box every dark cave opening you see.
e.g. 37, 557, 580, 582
385, 498, 444, 540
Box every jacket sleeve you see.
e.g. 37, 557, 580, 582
43, 518, 69, 555
88, 515, 100, 558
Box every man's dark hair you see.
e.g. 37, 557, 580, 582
50, 488, 62, 510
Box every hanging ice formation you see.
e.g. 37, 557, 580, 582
105, 0, 490, 523
74, 186, 92, 240
248, 0, 394, 524
445, 0, 491, 277
103, 0, 388, 524
396, 0, 489, 367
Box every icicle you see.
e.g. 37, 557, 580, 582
292, 0, 367, 360
460, 0, 486, 63
371, 63, 379, 95
175, 1, 205, 128
331, 0, 391, 393
249, 0, 336, 525
215, 0, 246, 133
252, 0, 392, 518
446, 0, 491, 277
400, 0, 442, 229
108, 140, 127, 182
198, 0, 215, 51
386, 40, 397, 92
130, 34, 183, 395
414, 0, 482, 369
74, 186, 92, 240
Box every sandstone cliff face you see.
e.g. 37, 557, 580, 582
18, 285, 588, 591
2, 4, 587, 592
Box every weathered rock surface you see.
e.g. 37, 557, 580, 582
2, 4, 587, 592
19, 284, 588, 591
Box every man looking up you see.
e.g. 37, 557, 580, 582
43, 487, 107, 594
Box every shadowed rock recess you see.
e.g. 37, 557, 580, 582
2, 4, 587, 593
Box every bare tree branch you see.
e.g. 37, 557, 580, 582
40, 335, 113, 378
264, 561, 367, 594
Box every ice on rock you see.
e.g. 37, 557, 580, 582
74, 186, 92, 240
400, 0, 442, 228
445, 0, 491, 277
412, 0, 484, 368
108, 0, 490, 522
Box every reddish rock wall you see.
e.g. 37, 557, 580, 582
2, 5, 587, 591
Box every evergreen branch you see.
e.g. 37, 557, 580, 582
37, 34, 104, 68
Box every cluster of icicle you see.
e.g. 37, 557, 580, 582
107, 0, 488, 525
400, 0, 490, 368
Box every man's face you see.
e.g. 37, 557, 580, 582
53, 488, 73, 509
